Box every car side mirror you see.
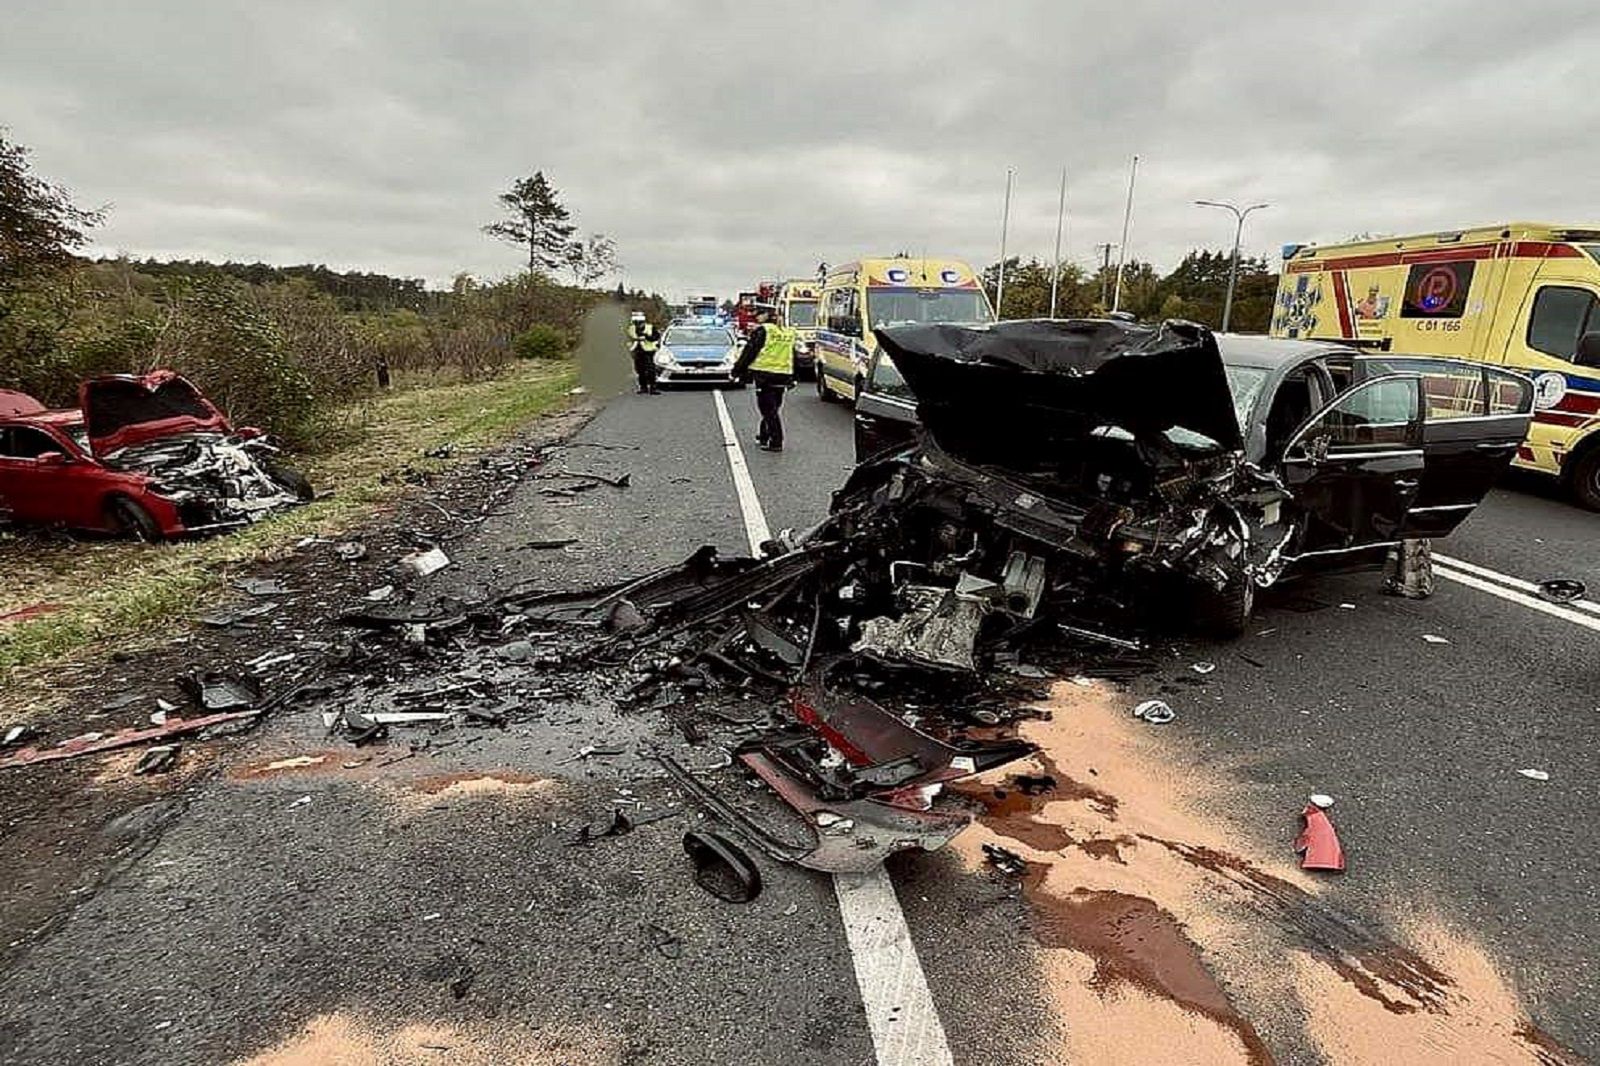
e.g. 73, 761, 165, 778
1287, 433, 1331, 465
1576, 332, 1600, 369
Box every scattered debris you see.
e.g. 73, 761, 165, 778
682, 830, 763, 903
134, 744, 181, 775
1, 724, 40, 749
1516, 768, 1550, 781
287, 795, 312, 811
570, 809, 633, 845
982, 842, 1028, 876
1132, 699, 1175, 725
1308, 793, 1335, 809
1295, 803, 1346, 872
365, 585, 395, 601
1536, 579, 1586, 603
400, 547, 452, 578
1421, 633, 1451, 645
0, 709, 260, 770
1191, 661, 1216, 675
334, 541, 369, 562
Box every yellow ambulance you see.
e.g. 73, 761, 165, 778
1271, 223, 1600, 507
813, 257, 993, 404
777, 279, 821, 379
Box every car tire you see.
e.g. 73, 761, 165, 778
817, 370, 836, 403
1192, 573, 1254, 638
106, 495, 163, 543
1568, 448, 1600, 511
261, 457, 315, 501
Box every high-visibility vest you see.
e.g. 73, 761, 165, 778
750, 325, 796, 374
628, 323, 659, 352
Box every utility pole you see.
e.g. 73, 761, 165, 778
1095, 242, 1115, 309
1112, 154, 1138, 313
1049, 166, 1067, 319
995, 167, 1014, 321
1194, 199, 1270, 331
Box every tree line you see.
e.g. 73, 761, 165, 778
983, 249, 1278, 332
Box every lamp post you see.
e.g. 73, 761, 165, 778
1194, 199, 1269, 331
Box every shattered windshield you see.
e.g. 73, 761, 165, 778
785, 300, 817, 327
867, 289, 993, 328
664, 327, 732, 347
1223, 365, 1269, 434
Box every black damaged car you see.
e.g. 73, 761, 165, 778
845, 318, 1534, 634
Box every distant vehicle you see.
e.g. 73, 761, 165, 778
0, 371, 311, 541
854, 319, 1534, 633
686, 294, 721, 323
1273, 222, 1600, 508
814, 257, 993, 405
733, 291, 759, 336
778, 279, 821, 379
654, 324, 743, 387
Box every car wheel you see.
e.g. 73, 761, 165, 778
817, 370, 836, 403
1568, 448, 1600, 511
106, 495, 163, 543
1192, 573, 1254, 638
262, 457, 315, 501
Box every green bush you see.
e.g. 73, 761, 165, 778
512, 323, 569, 360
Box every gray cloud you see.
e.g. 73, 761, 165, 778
4, 0, 1597, 298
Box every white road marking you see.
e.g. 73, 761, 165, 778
1433, 562, 1600, 635
711, 388, 770, 552
1433, 552, 1600, 618
709, 389, 955, 1066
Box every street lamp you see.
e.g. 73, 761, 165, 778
1194, 199, 1269, 332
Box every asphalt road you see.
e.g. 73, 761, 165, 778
0, 378, 1595, 1065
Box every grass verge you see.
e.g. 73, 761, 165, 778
0, 361, 578, 683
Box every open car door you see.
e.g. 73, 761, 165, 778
1354, 357, 1534, 537
1281, 374, 1425, 552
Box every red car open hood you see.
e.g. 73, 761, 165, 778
80, 371, 232, 455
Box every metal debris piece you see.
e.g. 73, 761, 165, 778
365, 585, 395, 601
400, 547, 452, 578
1421, 633, 1450, 645
287, 795, 312, 810
199, 602, 278, 628
334, 541, 369, 562
1058, 623, 1145, 652
1192, 661, 1217, 675
134, 744, 181, 775
1, 724, 39, 749
1309, 793, 1335, 809
1537, 579, 1586, 603
1132, 699, 1175, 724
570, 809, 634, 845
234, 577, 291, 596
0, 710, 260, 770
1517, 768, 1550, 781
1294, 803, 1346, 872
982, 842, 1028, 877
682, 830, 763, 903
177, 672, 262, 712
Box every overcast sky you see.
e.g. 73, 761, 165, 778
4, 1, 1597, 299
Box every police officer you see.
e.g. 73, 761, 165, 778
626, 311, 661, 394
733, 304, 795, 451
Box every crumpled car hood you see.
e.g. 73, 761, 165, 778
873, 318, 1245, 460
80, 371, 232, 456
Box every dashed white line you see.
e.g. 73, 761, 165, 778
709, 388, 955, 1066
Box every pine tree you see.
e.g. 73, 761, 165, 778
482, 171, 577, 274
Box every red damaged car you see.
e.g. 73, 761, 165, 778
0, 371, 311, 540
